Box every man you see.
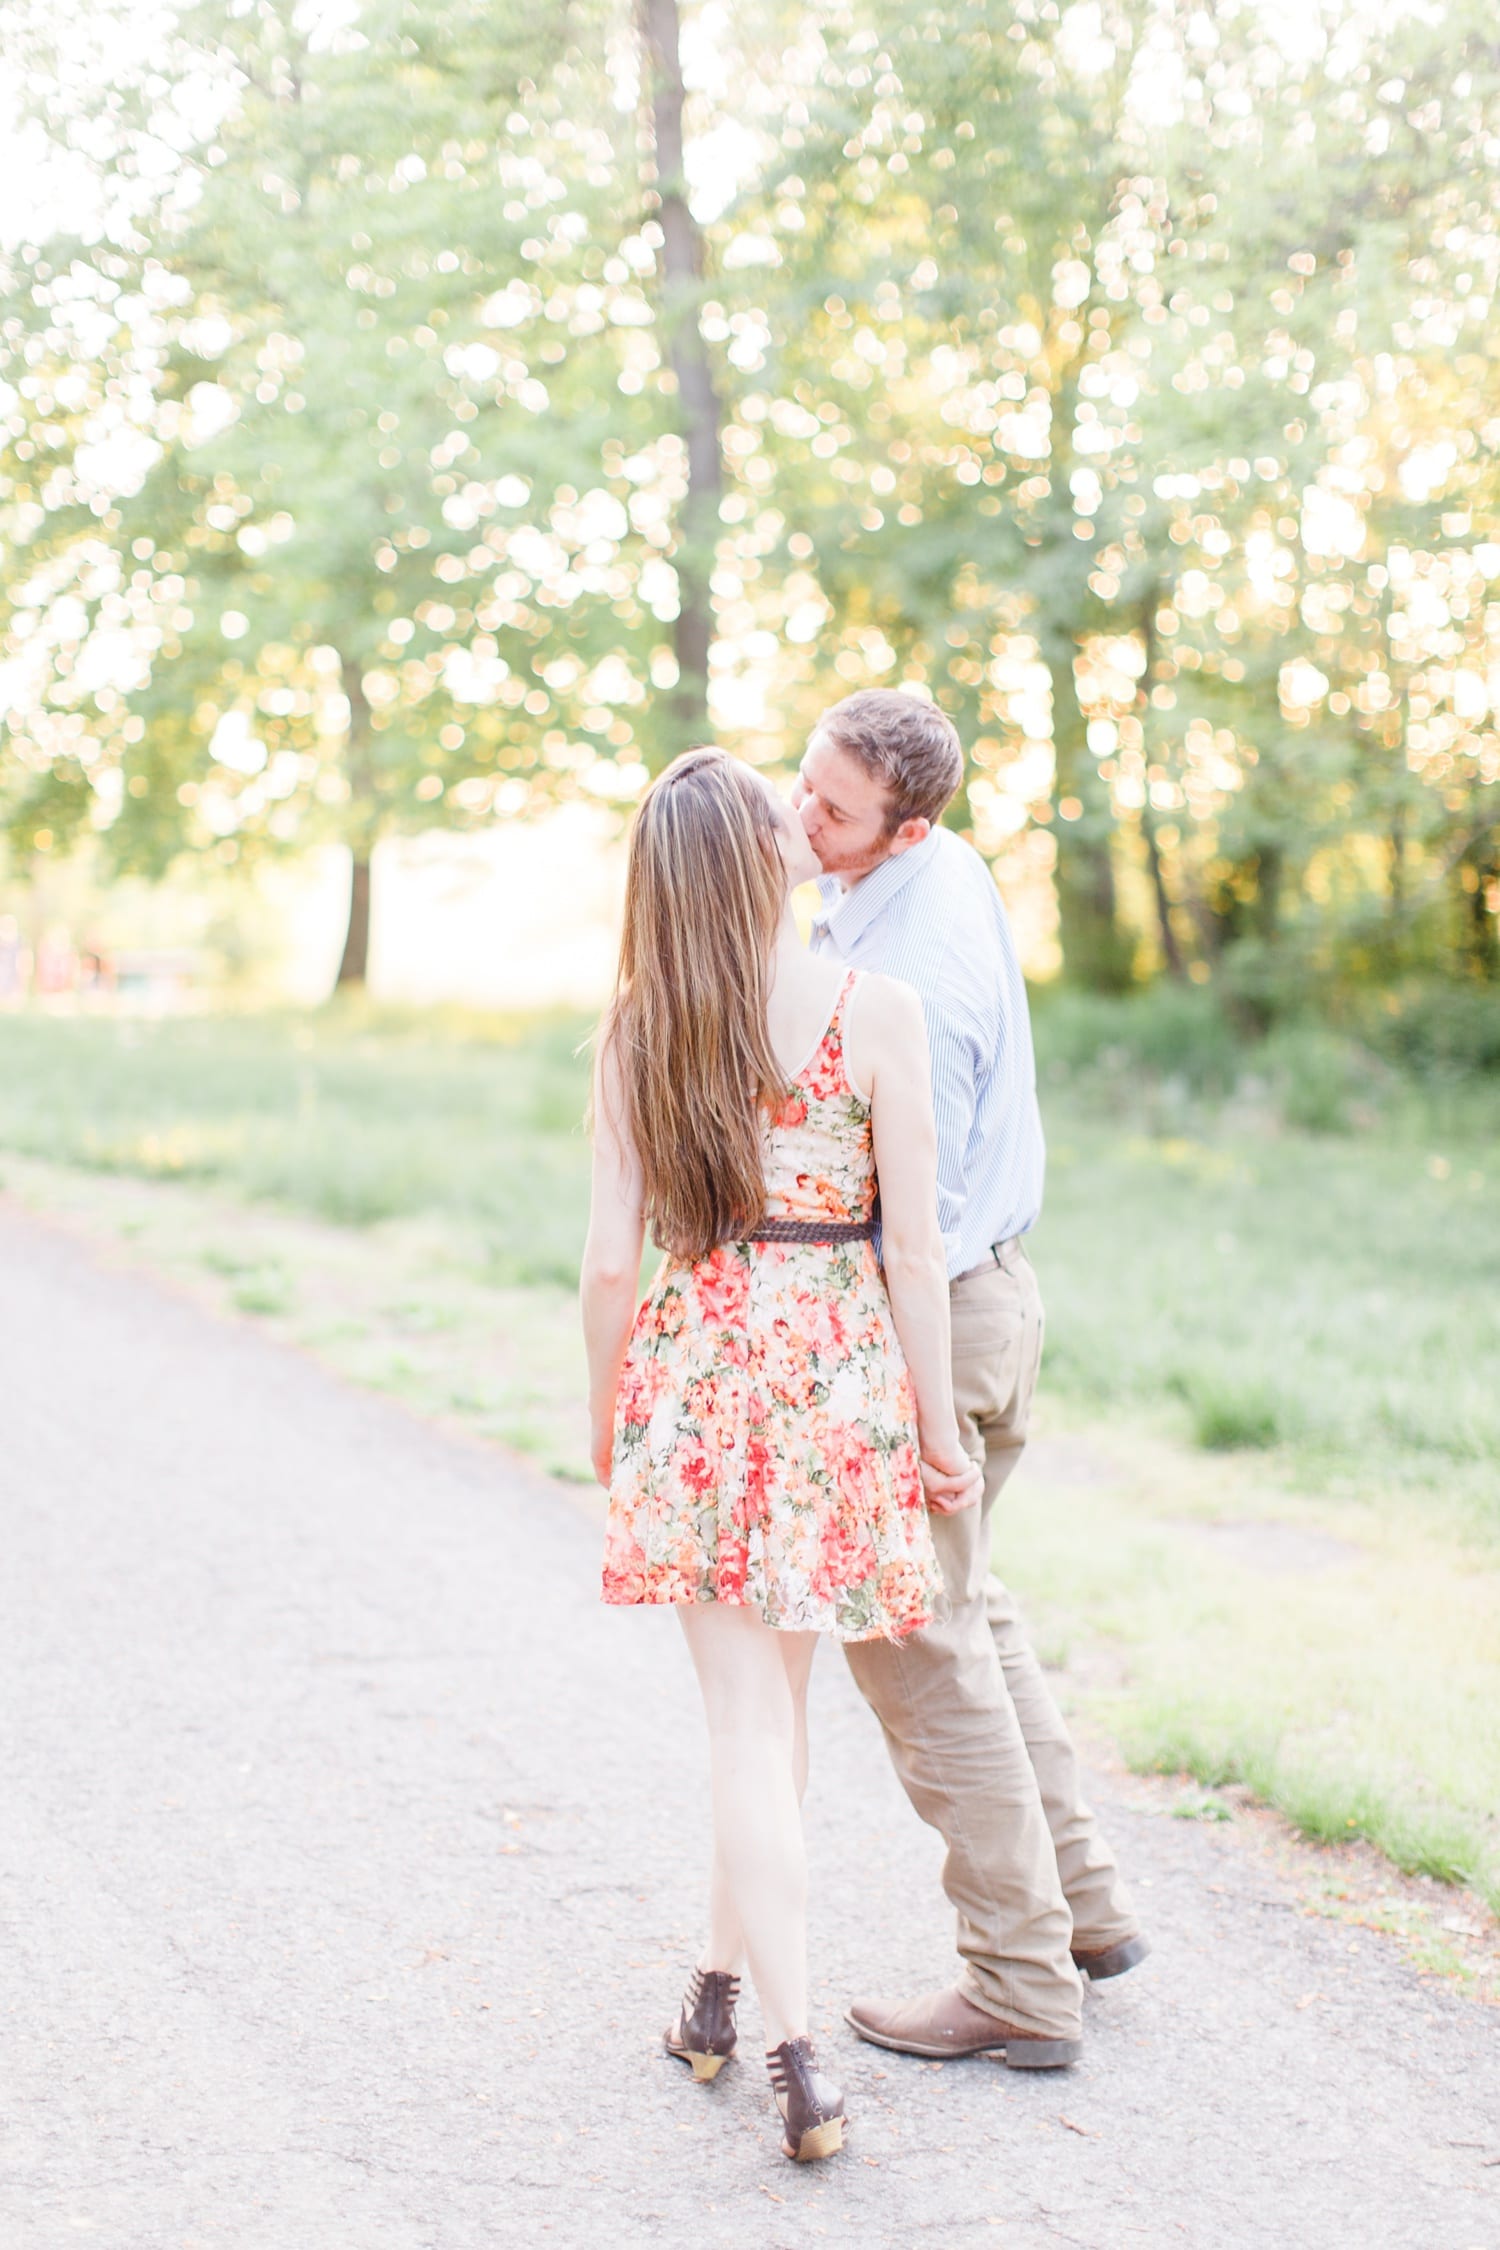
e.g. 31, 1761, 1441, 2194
793, 688, 1147, 2070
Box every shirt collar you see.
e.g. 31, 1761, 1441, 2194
812, 829, 940, 953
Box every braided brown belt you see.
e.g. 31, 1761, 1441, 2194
740, 1217, 875, 1244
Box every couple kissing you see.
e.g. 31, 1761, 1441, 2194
580, 688, 1148, 2165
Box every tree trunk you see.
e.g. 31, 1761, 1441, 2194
1253, 844, 1283, 944
1387, 800, 1407, 922
637, 0, 721, 760
334, 654, 377, 989
1142, 815, 1185, 978
1045, 631, 1133, 991
1135, 588, 1184, 978
336, 850, 371, 987
1029, 345, 1131, 992
1458, 838, 1500, 980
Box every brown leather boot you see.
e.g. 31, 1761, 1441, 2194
1072, 1932, 1151, 1981
664, 1968, 740, 2081
767, 2036, 846, 2162
845, 1984, 1081, 2069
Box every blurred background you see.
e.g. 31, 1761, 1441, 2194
1, 0, 1497, 1949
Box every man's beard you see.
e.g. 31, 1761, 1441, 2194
813, 835, 890, 882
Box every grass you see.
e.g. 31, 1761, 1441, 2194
1, 990, 1497, 1915
1001, 1420, 1500, 1909
232, 1270, 294, 1316
0, 1001, 592, 1286
1037, 1121, 1500, 1539
0, 1143, 592, 1484
1167, 1371, 1284, 1453
1030, 987, 1500, 1543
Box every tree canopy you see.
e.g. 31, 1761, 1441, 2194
2, 0, 1497, 998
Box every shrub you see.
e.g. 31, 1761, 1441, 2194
1361, 982, 1500, 1078
1262, 1023, 1387, 1133
1031, 982, 1244, 1098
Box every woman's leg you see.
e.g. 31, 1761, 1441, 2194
702, 1851, 744, 1978
679, 1605, 818, 2051
699, 1628, 817, 1976
782, 1628, 818, 1803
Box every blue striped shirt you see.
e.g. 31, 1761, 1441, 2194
810, 828, 1046, 1278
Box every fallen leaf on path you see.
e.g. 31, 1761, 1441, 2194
1060, 2114, 1096, 2137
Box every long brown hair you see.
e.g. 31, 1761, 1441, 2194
603, 748, 788, 1259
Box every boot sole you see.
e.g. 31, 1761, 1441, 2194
665, 2040, 733, 2081
1073, 1934, 1151, 1982
845, 2011, 1081, 2070
785, 2117, 845, 2161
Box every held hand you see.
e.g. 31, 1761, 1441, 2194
920, 1446, 982, 1514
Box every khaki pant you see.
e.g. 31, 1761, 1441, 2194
844, 1245, 1136, 2039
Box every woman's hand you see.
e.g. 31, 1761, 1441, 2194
591, 1415, 615, 1488
920, 1444, 982, 1515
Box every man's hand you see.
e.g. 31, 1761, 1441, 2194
920, 1446, 982, 1515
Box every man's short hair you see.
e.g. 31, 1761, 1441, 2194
813, 689, 964, 829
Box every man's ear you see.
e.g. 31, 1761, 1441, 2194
887, 816, 931, 859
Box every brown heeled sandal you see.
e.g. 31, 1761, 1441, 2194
767, 2036, 847, 2162
664, 1968, 740, 2081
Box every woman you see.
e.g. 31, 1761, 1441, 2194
580, 747, 980, 2164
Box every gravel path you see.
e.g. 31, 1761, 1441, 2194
2, 1206, 1496, 2250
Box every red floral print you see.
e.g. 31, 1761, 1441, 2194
601, 971, 943, 1643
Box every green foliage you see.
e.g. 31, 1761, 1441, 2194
1033, 982, 1247, 1096
1260, 1024, 1383, 1135
1, 0, 1498, 1001
0, 0, 658, 908
1358, 981, 1500, 1077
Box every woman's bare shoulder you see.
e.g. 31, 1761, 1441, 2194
846, 970, 926, 1097
854, 968, 925, 1034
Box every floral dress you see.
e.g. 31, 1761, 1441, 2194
601, 969, 944, 1642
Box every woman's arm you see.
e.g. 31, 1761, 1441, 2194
580, 1035, 648, 1485
858, 978, 981, 1514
